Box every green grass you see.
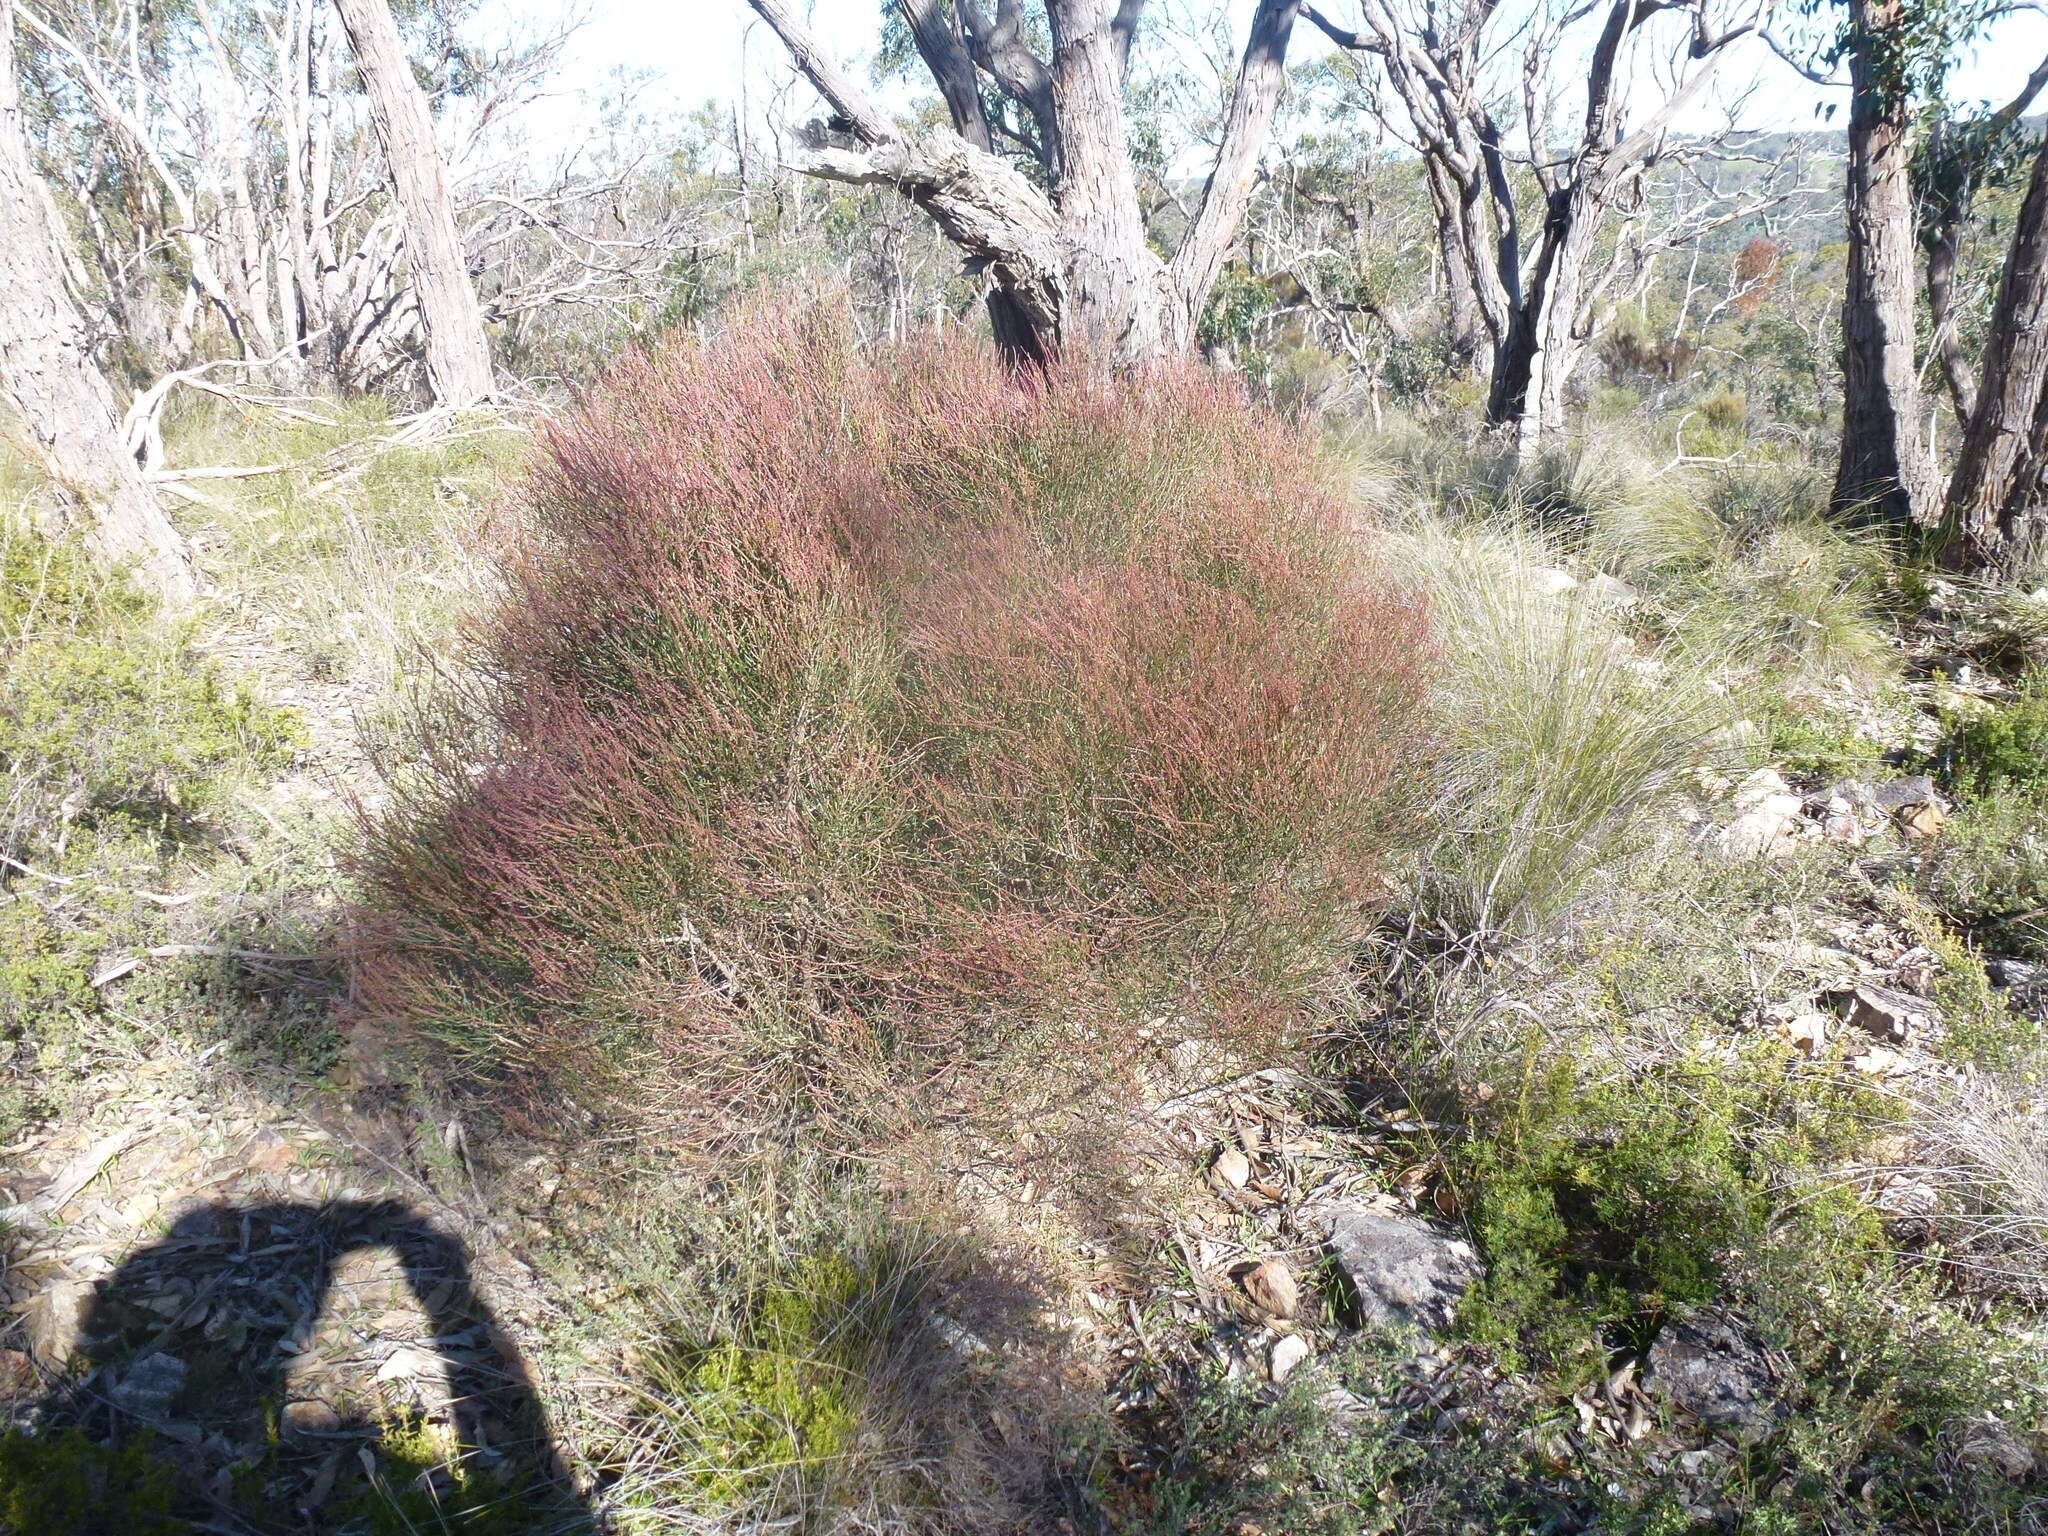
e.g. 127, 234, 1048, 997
0, 1428, 187, 1535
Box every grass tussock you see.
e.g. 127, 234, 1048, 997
354, 309, 1428, 1137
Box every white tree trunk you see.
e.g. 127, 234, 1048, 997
332, 0, 494, 407
0, 0, 193, 605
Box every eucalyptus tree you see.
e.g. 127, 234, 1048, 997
0, 0, 193, 603
1941, 123, 2048, 565
746, 0, 1306, 365
1305, 0, 1772, 450
1914, 54, 2048, 419
331, 0, 494, 406
1773, 0, 2018, 526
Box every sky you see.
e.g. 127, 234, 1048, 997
509, 1, 2048, 149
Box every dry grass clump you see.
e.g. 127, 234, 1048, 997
1903, 1069, 2048, 1300
1379, 506, 1730, 942
353, 309, 1427, 1138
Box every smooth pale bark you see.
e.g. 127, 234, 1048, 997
332, 0, 494, 406
1832, 0, 1937, 526
753, 0, 1301, 366
1944, 131, 2048, 567
0, 0, 193, 604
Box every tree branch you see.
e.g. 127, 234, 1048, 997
744, 0, 896, 145
1172, 0, 1303, 330
896, 0, 994, 151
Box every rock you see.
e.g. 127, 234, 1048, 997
1898, 800, 1947, 840
1722, 792, 1805, 860
373, 1344, 442, 1385
1646, 1310, 1778, 1441
23, 1278, 92, 1367
1209, 1148, 1252, 1192
1584, 573, 1637, 609
1986, 957, 2039, 990
1240, 1258, 1299, 1320
1813, 780, 1882, 816
1525, 566, 1578, 597
1268, 1333, 1312, 1384
1808, 782, 1880, 844
1850, 1044, 1910, 1077
1957, 1418, 2038, 1479
1872, 775, 1941, 811
1829, 982, 1940, 1045
1731, 767, 1793, 807
281, 1398, 342, 1435
1321, 1203, 1481, 1335
110, 1351, 186, 1419
1772, 1009, 1828, 1056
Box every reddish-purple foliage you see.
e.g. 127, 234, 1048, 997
353, 309, 1428, 1133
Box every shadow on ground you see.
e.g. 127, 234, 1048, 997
3, 1198, 597, 1533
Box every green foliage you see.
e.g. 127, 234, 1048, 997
1889, 895, 2046, 1071
1936, 672, 2048, 801
1, 525, 300, 845
341, 1413, 540, 1536
0, 1428, 188, 1535
632, 1249, 906, 1510
1915, 793, 2048, 960
1120, 1353, 1424, 1535
0, 513, 312, 1136
670, 1255, 864, 1502
1757, 699, 1890, 780
1446, 1048, 1864, 1375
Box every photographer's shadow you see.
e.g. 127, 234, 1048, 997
32, 1197, 596, 1531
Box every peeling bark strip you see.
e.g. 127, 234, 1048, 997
1832, 0, 1936, 527
0, 0, 193, 605
749, 0, 1302, 366
331, 0, 494, 407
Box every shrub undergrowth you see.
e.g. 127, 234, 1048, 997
355, 310, 1427, 1141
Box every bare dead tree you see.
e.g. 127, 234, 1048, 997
747, 0, 1305, 366
1307, 0, 1768, 449
0, 0, 193, 604
16, 0, 700, 410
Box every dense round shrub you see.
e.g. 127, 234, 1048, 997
354, 311, 1427, 1133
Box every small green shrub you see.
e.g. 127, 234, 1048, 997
1, 525, 300, 849
1936, 673, 2048, 801
659, 1254, 868, 1503
1915, 794, 2048, 961
1121, 1349, 1424, 1535
0, 520, 305, 1133
627, 1245, 925, 1515
1444, 1042, 1880, 1376
1756, 699, 1889, 780
342, 1412, 540, 1536
1699, 387, 1748, 432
